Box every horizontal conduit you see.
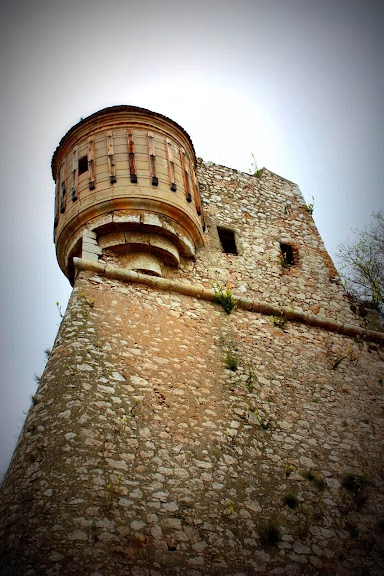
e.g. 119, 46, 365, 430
74, 257, 384, 345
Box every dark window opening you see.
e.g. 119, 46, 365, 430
78, 155, 88, 175
280, 243, 295, 266
218, 227, 237, 255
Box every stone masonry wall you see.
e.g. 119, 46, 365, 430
0, 270, 383, 576
167, 160, 356, 325
0, 161, 383, 576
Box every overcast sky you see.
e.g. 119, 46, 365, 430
0, 0, 383, 478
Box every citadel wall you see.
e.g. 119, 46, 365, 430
0, 120, 383, 576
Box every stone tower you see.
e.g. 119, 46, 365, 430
51, 105, 205, 282
0, 106, 383, 576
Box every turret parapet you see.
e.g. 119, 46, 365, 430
52, 106, 205, 282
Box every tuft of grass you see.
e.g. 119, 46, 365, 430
302, 470, 325, 491
342, 473, 369, 495
283, 491, 299, 509
281, 253, 291, 268
340, 473, 370, 511
271, 314, 287, 330
81, 292, 95, 307
285, 464, 294, 478
305, 195, 315, 215
302, 470, 315, 481
313, 477, 326, 492
56, 301, 63, 317
225, 352, 238, 371
258, 520, 281, 547
213, 282, 237, 315
249, 153, 262, 178
245, 364, 255, 391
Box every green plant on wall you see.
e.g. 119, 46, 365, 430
283, 491, 299, 509
81, 291, 95, 307
305, 195, 315, 215
328, 345, 360, 371
341, 472, 371, 515
258, 520, 281, 547
213, 282, 237, 315
245, 363, 255, 391
271, 314, 287, 330
30, 394, 38, 406
341, 472, 370, 510
297, 502, 312, 539
342, 472, 369, 494
281, 252, 291, 268
225, 351, 238, 371
249, 153, 262, 178
302, 470, 326, 492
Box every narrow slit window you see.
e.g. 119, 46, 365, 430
78, 155, 88, 175
59, 181, 66, 213
127, 130, 137, 183
280, 243, 295, 265
107, 132, 117, 184
218, 227, 237, 255
148, 132, 158, 186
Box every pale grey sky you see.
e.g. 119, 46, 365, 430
0, 0, 383, 477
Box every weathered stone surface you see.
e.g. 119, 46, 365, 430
1, 131, 383, 576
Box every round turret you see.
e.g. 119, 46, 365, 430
51, 106, 205, 282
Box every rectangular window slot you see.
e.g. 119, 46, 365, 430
218, 227, 237, 255
180, 147, 192, 202
191, 167, 202, 215
60, 181, 66, 213
88, 138, 95, 189
166, 139, 177, 192
78, 155, 88, 175
107, 132, 117, 184
59, 161, 66, 213
72, 147, 78, 201
280, 243, 295, 265
54, 177, 60, 228
148, 132, 158, 187
127, 130, 138, 183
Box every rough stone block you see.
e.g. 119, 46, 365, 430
82, 251, 99, 262
83, 229, 97, 240
82, 242, 102, 255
